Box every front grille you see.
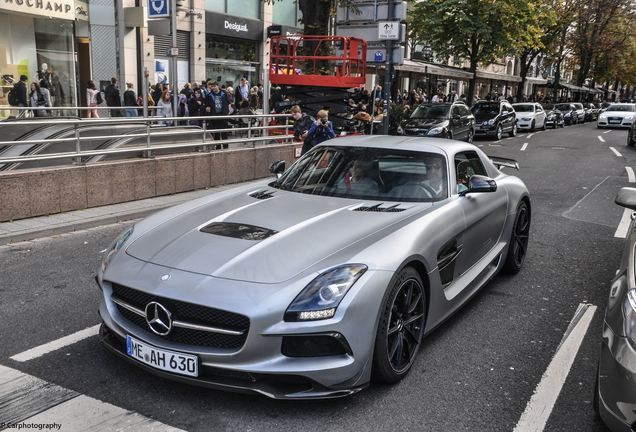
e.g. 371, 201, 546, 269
110, 283, 249, 349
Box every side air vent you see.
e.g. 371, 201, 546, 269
352, 203, 407, 213
249, 190, 276, 200
200, 222, 278, 241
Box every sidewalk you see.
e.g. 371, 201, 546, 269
0, 179, 262, 245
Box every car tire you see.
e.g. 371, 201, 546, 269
496, 125, 502, 140
372, 266, 426, 385
465, 129, 474, 143
509, 123, 517, 137
628, 130, 635, 147
530, 120, 535, 131
503, 200, 531, 274
593, 365, 600, 415
542, 120, 546, 130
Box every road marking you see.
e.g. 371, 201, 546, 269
562, 176, 610, 217
521, 143, 529, 151
478, 144, 484, 147
598, 136, 606, 143
627, 166, 635, 183
513, 303, 597, 432
527, 133, 534, 138
489, 144, 501, 147
552, 147, 568, 150
10, 324, 100, 362
604, 130, 612, 134
615, 209, 633, 238
610, 147, 622, 157
0, 364, 185, 431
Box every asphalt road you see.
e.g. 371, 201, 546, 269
0, 121, 631, 432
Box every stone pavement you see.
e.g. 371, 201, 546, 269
0, 179, 263, 245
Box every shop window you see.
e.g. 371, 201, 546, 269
206, 35, 258, 62
227, 0, 260, 20
206, 0, 225, 12
273, 0, 302, 27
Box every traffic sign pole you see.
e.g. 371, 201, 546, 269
171, 0, 178, 119
382, 0, 393, 135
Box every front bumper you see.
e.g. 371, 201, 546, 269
598, 119, 633, 128
474, 125, 497, 136
598, 322, 636, 431
97, 263, 393, 399
516, 120, 534, 129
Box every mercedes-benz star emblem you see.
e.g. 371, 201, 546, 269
145, 302, 172, 335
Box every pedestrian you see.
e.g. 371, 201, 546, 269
306, 109, 335, 148
123, 82, 138, 117
104, 77, 122, 117
235, 77, 250, 106
157, 89, 173, 126
86, 80, 100, 118
204, 80, 229, 145
177, 93, 189, 123
8, 75, 28, 111
251, 86, 262, 111
226, 86, 235, 106
152, 83, 163, 108
291, 105, 316, 155
29, 81, 51, 117
180, 82, 193, 100
188, 87, 206, 125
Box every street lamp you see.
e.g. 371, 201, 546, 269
423, 44, 433, 99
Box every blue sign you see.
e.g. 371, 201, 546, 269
374, 51, 384, 62
149, 0, 170, 18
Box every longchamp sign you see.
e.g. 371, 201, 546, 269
1, 0, 74, 20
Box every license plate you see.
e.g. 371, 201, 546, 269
609, 119, 621, 124
126, 335, 198, 377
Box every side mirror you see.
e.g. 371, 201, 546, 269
460, 175, 497, 196
616, 187, 636, 210
270, 160, 285, 178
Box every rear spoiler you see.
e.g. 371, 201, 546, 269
488, 156, 519, 170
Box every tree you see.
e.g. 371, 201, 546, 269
409, 0, 524, 105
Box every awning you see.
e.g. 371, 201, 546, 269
394, 60, 474, 80
475, 70, 522, 83
525, 76, 548, 85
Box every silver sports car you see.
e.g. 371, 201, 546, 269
97, 136, 531, 399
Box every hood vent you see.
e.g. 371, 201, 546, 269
200, 222, 278, 241
249, 190, 276, 200
352, 203, 407, 213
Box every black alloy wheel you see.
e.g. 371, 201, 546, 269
503, 201, 531, 274
372, 267, 426, 383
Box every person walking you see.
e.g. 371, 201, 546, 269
123, 83, 138, 117
180, 82, 193, 100
9, 75, 28, 110
86, 80, 100, 118
235, 77, 250, 106
205, 81, 229, 145
157, 89, 174, 126
290, 105, 316, 155
29, 81, 51, 117
104, 77, 122, 117
188, 87, 206, 125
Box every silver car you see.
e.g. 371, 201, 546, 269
598, 103, 636, 128
97, 136, 531, 399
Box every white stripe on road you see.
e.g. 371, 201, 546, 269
10, 324, 100, 362
615, 209, 633, 238
598, 135, 606, 143
0, 365, 184, 431
527, 133, 535, 138
610, 147, 623, 157
513, 303, 597, 432
627, 166, 635, 183
521, 143, 529, 151
604, 130, 612, 134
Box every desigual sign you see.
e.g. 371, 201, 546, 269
205, 11, 262, 40
224, 20, 247, 33
0, 0, 74, 20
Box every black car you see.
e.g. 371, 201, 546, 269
583, 102, 599, 121
543, 104, 565, 128
554, 103, 578, 125
471, 100, 517, 140
628, 120, 636, 147
403, 102, 475, 142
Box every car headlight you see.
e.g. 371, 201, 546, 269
599, 114, 607, 119
547, 115, 555, 120
428, 127, 444, 135
285, 264, 367, 321
623, 289, 636, 346
625, 115, 635, 120
100, 226, 134, 275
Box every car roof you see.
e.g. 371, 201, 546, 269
317, 135, 477, 156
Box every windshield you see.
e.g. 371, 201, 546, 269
607, 104, 636, 112
471, 103, 500, 117
270, 146, 448, 202
513, 104, 534, 112
410, 105, 450, 119
555, 104, 572, 111
543, 104, 555, 110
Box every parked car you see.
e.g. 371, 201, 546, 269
583, 103, 599, 121
595, 187, 636, 430
628, 121, 636, 147
512, 103, 546, 131
554, 103, 578, 125
403, 102, 475, 142
471, 100, 517, 140
597, 103, 636, 128
599, 102, 612, 114
542, 104, 566, 128
97, 136, 531, 399
571, 103, 587, 123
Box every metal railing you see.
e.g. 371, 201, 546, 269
0, 111, 293, 168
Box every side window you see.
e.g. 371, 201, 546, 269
451, 106, 461, 117
454, 151, 488, 193
536, 105, 543, 112
460, 106, 471, 116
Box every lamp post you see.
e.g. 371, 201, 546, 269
423, 44, 433, 100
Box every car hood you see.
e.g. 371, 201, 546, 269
405, 118, 448, 128
516, 112, 536, 118
474, 114, 498, 122
603, 111, 634, 117
126, 189, 429, 283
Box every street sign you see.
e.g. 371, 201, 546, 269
378, 21, 400, 40
374, 51, 384, 62
166, 47, 179, 57
336, 23, 406, 44
148, 0, 169, 18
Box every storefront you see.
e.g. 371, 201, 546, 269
204, 11, 262, 87
0, 0, 86, 110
